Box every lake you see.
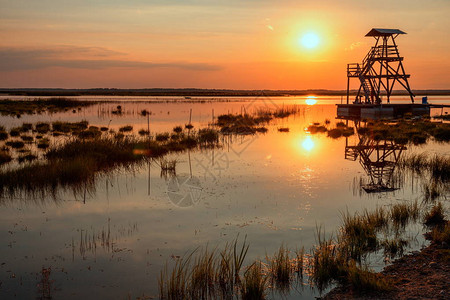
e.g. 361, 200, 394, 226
0, 95, 449, 299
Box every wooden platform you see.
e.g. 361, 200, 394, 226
336, 103, 437, 119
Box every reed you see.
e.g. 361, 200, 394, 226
400, 152, 450, 181
310, 229, 345, 291
327, 127, 354, 138
294, 247, 304, 278
0, 151, 12, 164
307, 124, 327, 134
380, 237, 408, 259
158, 255, 192, 300
119, 125, 133, 133
428, 222, 450, 245
340, 211, 378, 260
390, 201, 420, 229
423, 202, 446, 227
423, 181, 443, 202
198, 128, 219, 145
345, 261, 392, 292
241, 262, 267, 300
173, 126, 183, 134
363, 206, 388, 230
9, 128, 20, 137
6, 140, 25, 149
0, 98, 93, 116
266, 244, 292, 291
158, 237, 249, 299
189, 247, 216, 299
156, 132, 170, 142
0, 130, 8, 141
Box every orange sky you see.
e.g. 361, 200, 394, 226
0, 0, 449, 89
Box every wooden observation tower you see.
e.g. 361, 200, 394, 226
346, 28, 415, 104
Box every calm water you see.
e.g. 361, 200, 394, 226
0, 95, 449, 299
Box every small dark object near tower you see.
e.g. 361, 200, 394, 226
347, 28, 414, 104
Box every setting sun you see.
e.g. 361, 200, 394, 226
300, 32, 320, 49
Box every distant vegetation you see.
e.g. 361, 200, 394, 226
2, 88, 450, 97
0, 98, 95, 117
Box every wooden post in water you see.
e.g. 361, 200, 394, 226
147, 114, 150, 138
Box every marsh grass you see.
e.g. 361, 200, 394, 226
0, 98, 94, 117
266, 244, 292, 291
190, 247, 217, 299
340, 211, 378, 260
310, 229, 345, 292
380, 237, 408, 259
160, 158, 177, 171
428, 222, 450, 245
5, 140, 25, 149
345, 261, 392, 292
198, 128, 219, 145
216, 106, 299, 135
327, 127, 354, 139
307, 124, 327, 134
119, 125, 133, 133
159, 199, 428, 298
356, 119, 450, 144
310, 225, 393, 294
423, 181, 444, 202
423, 202, 446, 227
0, 130, 8, 141
158, 237, 249, 299
0, 151, 12, 164
390, 201, 420, 229
241, 262, 267, 300
294, 247, 304, 278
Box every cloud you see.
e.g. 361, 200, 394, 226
0, 46, 222, 71
345, 42, 363, 51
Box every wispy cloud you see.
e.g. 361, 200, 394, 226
0, 46, 222, 71
345, 41, 364, 51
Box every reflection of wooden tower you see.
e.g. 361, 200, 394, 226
346, 28, 415, 104
345, 122, 406, 193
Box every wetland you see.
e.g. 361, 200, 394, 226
0, 95, 449, 299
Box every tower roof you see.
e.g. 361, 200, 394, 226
365, 28, 406, 37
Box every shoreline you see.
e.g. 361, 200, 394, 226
322, 240, 449, 299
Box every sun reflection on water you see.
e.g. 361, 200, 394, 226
305, 95, 317, 105
302, 136, 315, 152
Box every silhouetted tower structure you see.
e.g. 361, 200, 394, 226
346, 28, 415, 104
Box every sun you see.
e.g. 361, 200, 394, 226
300, 32, 320, 49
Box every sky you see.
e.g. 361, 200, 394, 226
0, 0, 449, 89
